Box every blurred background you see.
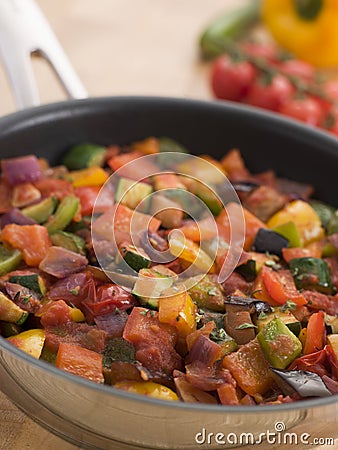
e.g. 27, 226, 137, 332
0, 0, 236, 116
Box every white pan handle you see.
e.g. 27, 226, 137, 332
0, 0, 87, 109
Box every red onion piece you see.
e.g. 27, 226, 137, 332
0, 208, 37, 227
1, 155, 43, 186
39, 246, 88, 278
94, 310, 129, 337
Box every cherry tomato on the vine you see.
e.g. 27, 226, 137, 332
211, 54, 256, 102
278, 96, 324, 126
246, 74, 294, 111
279, 59, 315, 82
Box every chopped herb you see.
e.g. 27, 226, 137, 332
264, 260, 282, 271
258, 311, 268, 320
236, 323, 257, 330
208, 287, 217, 296
140, 309, 149, 316
69, 286, 80, 296
22, 295, 32, 304
210, 327, 227, 342
114, 307, 120, 314
281, 299, 297, 312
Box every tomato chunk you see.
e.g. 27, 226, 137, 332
261, 266, 307, 306
1, 224, 52, 266
56, 342, 104, 383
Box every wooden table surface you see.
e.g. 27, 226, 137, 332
0, 1, 337, 449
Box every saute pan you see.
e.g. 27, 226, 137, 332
0, 2, 338, 450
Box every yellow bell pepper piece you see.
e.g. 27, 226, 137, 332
262, 0, 338, 67
69, 167, 109, 187
159, 291, 197, 337
168, 231, 215, 274
68, 306, 85, 322
114, 381, 179, 401
267, 200, 324, 246
7, 329, 45, 359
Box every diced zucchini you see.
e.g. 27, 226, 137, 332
62, 143, 107, 170
256, 307, 301, 336
310, 200, 335, 231
21, 196, 58, 224
0, 292, 28, 324
115, 178, 153, 211
7, 329, 45, 359
120, 244, 151, 272
50, 231, 86, 255
289, 257, 333, 295
327, 210, 338, 235
193, 182, 223, 216
0, 245, 22, 276
132, 266, 176, 309
46, 194, 79, 234
257, 317, 302, 369
9, 273, 47, 295
0, 321, 22, 338
159, 137, 188, 154
252, 228, 289, 257
187, 275, 225, 312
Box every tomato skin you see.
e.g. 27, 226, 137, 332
240, 42, 278, 63
56, 342, 104, 383
279, 59, 315, 82
34, 178, 73, 200
211, 55, 257, 102
325, 106, 338, 137
278, 96, 324, 126
74, 186, 114, 216
246, 74, 294, 111
261, 266, 307, 306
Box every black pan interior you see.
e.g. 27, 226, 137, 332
0, 96, 337, 205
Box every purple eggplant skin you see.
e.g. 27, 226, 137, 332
252, 228, 289, 257
271, 368, 332, 398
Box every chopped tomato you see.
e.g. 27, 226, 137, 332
40, 300, 71, 328
123, 307, 183, 375
282, 241, 323, 264
107, 151, 142, 171
178, 217, 217, 242
216, 204, 266, 250
288, 349, 328, 378
1, 224, 52, 266
34, 178, 73, 200
261, 266, 307, 306
303, 311, 325, 355
56, 342, 104, 383
84, 284, 137, 316
74, 185, 114, 216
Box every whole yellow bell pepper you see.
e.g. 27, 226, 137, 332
262, 0, 338, 67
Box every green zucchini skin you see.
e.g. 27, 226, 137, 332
289, 257, 334, 295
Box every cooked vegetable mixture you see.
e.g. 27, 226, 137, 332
1, 137, 338, 406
